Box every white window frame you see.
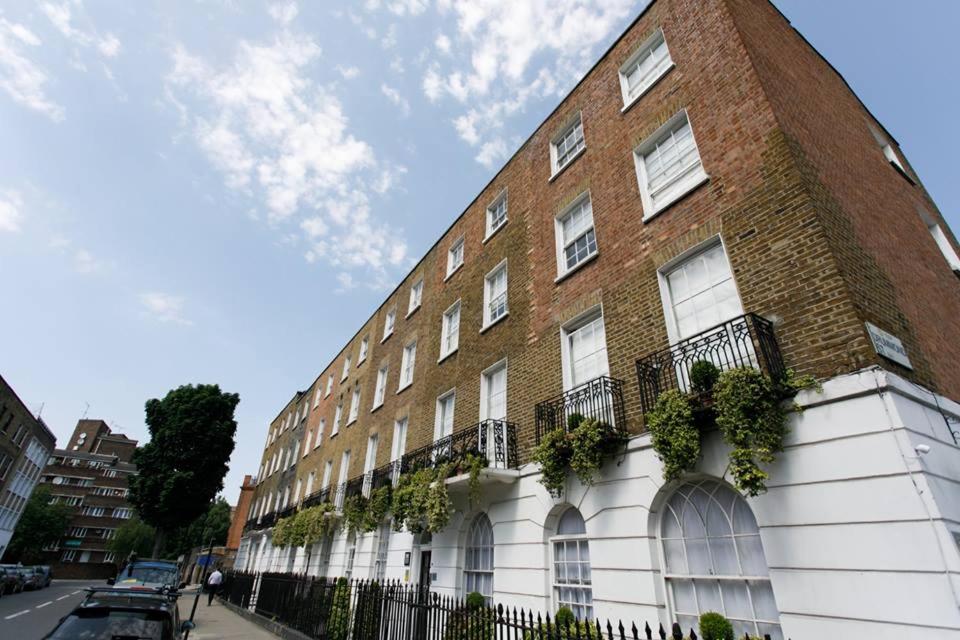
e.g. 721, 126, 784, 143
479, 359, 508, 422
482, 260, 509, 329
358, 336, 369, 364
313, 386, 322, 408
382, 308, 396, 342
303, 429, 313, 458
434, 389, 456, 442
372, 366, 388, 410
322, 460, 333, 489
446, 237, 465, 278
463, 513, 495, 604
550, 508, 593, 621
408, 278, 423, 315
332, 400, 343, 436
398, 340, 417, 391
560, 306, 610, 392
347, 385, 361, 425
314, 419, 325, 449
550, 112, 586, 178
440, 300, 461, 360
485, 190, 508, 240
391, 418, 408, 462
929, 223, 960, 272
554, 192, 598, 280
306, 471, 315, 497
364, 434, 379, 475
325, 374, 334, 398
341, 355, 351, 381
633, 109, 708, 220
618, 28, 674, 110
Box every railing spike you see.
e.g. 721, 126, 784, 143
689, 629, 697, 640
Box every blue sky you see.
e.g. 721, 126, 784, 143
1, 0, 957, 504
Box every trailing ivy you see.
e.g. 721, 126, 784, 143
271, 503, 339, 547
463, 453, 487, 506
646, 389, 700, 482
391, 464, 453, 534
532, 417, 622, 497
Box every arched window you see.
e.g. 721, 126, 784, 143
660, 480, 782, 639
551, 507, 592, 620
464, 513, 494, 603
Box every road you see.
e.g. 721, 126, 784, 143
0, 579, 101, 639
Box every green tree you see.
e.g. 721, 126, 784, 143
128, 384, 239, 556
107, 517, 156, 563
5, 486, 71, 563
162, 497, 232, 559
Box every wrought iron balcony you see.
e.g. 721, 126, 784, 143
635, 313, 786, 414
257, 511, 277, 529
277, 504, 297, 520
300, 486, 331, 509
534, 376, 626, 444
400, 419, 519, 475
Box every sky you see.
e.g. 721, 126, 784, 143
1, 0, 957, 505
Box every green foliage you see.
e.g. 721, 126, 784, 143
343, 488, 391, 535
271, 514, 294, 547
327, 577, 352, 640
647, 389, 701, 482
343, 494, 368, 535
162, 497, 233, 558
391, 465, 453, 534
366, 486, 392, 530
107, 516, 156, 563
714, 367, 787, 496
5, 486, 72, 563
554, 607, 575, 628
690, 360, 720, 395
444, 601, 494, 640
698, 612, 734, 640
466, 591, 486, 610
531, 428, 572, 497
273, 503, 339, 547
464, 453, 487, 506
568, 418, 620, 486
129, 384, 239, 554
566, 413, 586, 431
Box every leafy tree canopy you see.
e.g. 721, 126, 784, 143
107, 516, 156, 562
162, 497, 232, 559
128, 384, 239, 549
5, 486, 72, 563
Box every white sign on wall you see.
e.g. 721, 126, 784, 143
865, 322, 913, 370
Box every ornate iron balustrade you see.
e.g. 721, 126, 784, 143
635, 313, 785, 414
300, 486, 330, 509
277, 504, 297, 520
400, 420, 519, 475
534, 376, 626, 444
258, 511, 277, 528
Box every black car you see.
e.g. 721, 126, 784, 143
42, 587, 195, 640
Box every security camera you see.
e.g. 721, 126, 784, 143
914, 444, 931, 456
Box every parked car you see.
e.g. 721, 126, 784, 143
0, 565, 25, 595
42, 587, 194, 640
20, 566, 44, 591
109, 559, 184, 591
34, 565, 53, 588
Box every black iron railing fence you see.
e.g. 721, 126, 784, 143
534, 376, 626, 444
634, 313, 785, 414
302, 486, 331, 509
400, 419, 518, 475
221, 572, 752, 640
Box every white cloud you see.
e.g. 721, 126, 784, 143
389, 56, 405, 74
0, 19, 64, 120
367, 0, 430, 16
139, 292, 192, 326
268, 1, 299, 24
166, 30, 408, 281
41, 1, 122, 60
0, 189, 23, 232
73, 248, 104, 274
336, 64, 360, 79
380, 83, 410, 117
381, 24, 398, 49
420, 0, 637, 165
334, 271, 355, 293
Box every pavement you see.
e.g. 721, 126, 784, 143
0, 579, 102, 639
178, 586, 278, 640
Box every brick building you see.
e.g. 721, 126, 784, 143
40, 419, 138, 573
236, 1, 960, 637
0, 374, 58, 559
225, 474, 255, 552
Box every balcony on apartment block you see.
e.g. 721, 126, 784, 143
634, 312, 786, 413
400, 419, 520, 488
534, 375, 627, 443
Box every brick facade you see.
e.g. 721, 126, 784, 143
246, 0, 960, 539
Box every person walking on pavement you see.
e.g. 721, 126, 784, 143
206, 567, 223, 606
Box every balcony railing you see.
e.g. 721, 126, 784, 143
258, 511, 277, 529
399, 420, 518, 476
300, 486, 331, 509
534, 376, 626, 444
634, 313, 786, 413
277, 504, 297, 520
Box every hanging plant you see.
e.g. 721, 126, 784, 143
531, 427, 572, 497
426, 463, 454, 532
463, 453, 487, 506
300, 503, 339, 544
271, 514, 294, 547
568, 418, 624, 486
343, 494, 369, 534
646, 389, 700, 482
689, 360, 721, 396
391, 465, 453, 534
366, 486, 392, 530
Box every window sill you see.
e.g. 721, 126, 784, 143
396, 382, 412, 395
890, 161, 917, 186
346, 418, 357, 427
554, 251, 599, 284
444, 263, 464, 282
620, 63, 675, 115
370, 403, 383, 414
641, 174, 710, 223
330, 432, 339, 439
405, 305, 420, 319
380, 332, 393, 345
482, 220, 508, 244
438, 348, 458, 364
480, 313, 509, 334
548, 147, 586, 183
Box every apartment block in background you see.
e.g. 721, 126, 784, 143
0, 374, 58, 559
236, 1, 960, 638
39, 419, 138, 578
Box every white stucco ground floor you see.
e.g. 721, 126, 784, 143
236, 367, 960, 639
